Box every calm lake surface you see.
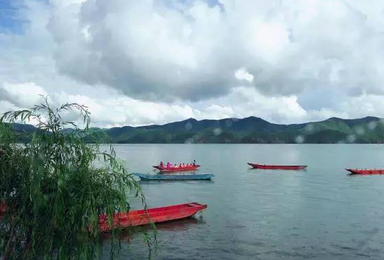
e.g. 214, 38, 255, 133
103, 144, 384, 260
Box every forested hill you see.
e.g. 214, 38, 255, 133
5, 116, 384, 144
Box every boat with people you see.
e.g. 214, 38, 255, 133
153, 161, 200, 172
247, 162, 307, 170
99, 202, 207, 232
133, 173, 214, 181
346, 168, 384, 175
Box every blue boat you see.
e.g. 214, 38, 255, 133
133, 173, 214, 181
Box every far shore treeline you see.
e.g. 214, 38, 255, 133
5, 116, 384, 144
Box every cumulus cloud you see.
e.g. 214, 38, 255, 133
54, 93, 197, 127
0, 82, 47, 108
235, 68, 254, 83
203, 87, 307, 123
44, 0, 384, 103
2, 0, 384, 127
46, 0, 236, 101
0, 82, 306, 126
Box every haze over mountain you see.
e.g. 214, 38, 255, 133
8, 116, 384, 144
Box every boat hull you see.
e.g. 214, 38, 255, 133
99, 202, 207, 232
248, 163, 307, 170
0, 201, 5, 218
153, 165, 200, 172
346, 169, 384, 175
133, 173, 213, 181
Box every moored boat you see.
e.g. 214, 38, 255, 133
346, 169, 384, 175
0, 201, 5, 218
248, 162, 307, 170
133, 173, 214, 181
99, 202, 207, 232
153, 164, 200, 172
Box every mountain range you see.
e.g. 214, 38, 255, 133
7, 116, 384, 144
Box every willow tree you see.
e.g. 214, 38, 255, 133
0, 99, 155, 259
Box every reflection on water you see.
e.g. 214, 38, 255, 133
156, 217, 203, 231
102, 217, 202, 243
102, 144, 384, 260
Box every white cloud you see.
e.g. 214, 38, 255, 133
42, 0, 384, 102
235, 68, 254, 83
0, 101, 18, 115
211, 87, 308, 123
2, 0, 384, 127
0, 82, 47, 108
197, 104, 235, 120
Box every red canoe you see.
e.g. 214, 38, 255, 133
153, 164, 200, 172
346, 169, 384, 175
0, 201, 5, 218
99, 202, 207, 232
248, 163, 307, 170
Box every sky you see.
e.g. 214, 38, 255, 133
2, 0, 384, 127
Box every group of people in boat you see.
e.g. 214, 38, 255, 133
159, 160, 196, 169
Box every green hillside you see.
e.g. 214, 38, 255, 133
5, 116, 384, 144
103, 116, 384, 143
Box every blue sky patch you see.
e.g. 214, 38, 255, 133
0, 0, 25, 34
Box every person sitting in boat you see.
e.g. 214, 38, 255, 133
160, 161, 164, 168
192, 160, 196, 166
167, 162, 170, 168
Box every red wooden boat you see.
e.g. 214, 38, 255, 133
0, 201, 5, 218
346, 169, 384, 175
248, 163, 307, 170
153, 164, 200, 172
99, 202, 207, 232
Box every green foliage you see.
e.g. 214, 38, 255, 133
0, 99, 154, 259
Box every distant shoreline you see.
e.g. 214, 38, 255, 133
7, 115, 384, 144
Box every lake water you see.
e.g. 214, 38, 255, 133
103, 144, 384, 260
